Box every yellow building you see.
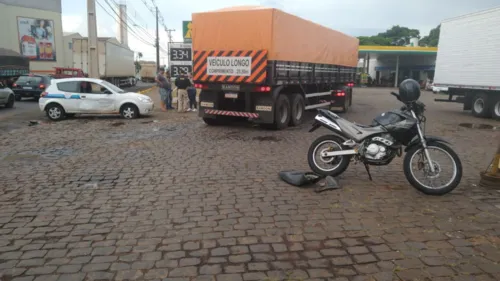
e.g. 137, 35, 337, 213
0, 0, 64, 73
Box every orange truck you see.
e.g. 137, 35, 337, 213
192, 6, 359, 129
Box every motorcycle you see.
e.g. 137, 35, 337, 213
307, 90, 462, 195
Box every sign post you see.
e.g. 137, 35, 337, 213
168, 42, 192, 78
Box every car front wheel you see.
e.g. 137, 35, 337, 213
5, 95, 14, 108
46, 104, 66, 121
120, 104, 139, 119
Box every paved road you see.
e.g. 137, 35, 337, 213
0, 82, 155, 124
0, 88, 499, 281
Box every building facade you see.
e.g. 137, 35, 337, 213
0, 0, 64, 72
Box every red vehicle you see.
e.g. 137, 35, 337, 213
51, 67, 86, 79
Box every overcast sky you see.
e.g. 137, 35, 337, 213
62, 0, 500, 61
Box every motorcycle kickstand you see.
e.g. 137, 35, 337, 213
364, 164, 373, 181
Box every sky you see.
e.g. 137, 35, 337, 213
62, 0, 500, 62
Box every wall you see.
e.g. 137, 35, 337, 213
63, 33, 82, 68
0, 0, 63, 72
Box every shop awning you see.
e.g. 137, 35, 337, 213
0, 48, 29, 77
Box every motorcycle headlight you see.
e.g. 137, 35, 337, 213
137, 96, 152, 103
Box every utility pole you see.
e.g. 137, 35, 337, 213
165, 28, 175, 43
87, 0, 99, 78
155, 6, 160, 72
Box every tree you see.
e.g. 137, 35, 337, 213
358, 25, 421, 46
135, 52, 143, 74
419, 25, 440, 47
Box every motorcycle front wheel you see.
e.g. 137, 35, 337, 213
403, 141, 463, 195
307, 135, 351, 177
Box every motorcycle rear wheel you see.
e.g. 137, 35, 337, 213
403, 141, 463, 195
307, 135, 351, 177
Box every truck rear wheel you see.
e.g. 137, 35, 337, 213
290, 94, 305, 126
492, 97, 500, 120
273, 94, 291, 130
472, 93, 490, 118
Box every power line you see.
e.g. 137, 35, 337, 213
101, 0, 155, 45
95, 0, 152, 47
108, 0, 156, 42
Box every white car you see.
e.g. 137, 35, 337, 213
39, 77, 154, 121
0, 82, 15, 108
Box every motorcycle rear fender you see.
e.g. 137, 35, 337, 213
404, 135, 451, 152
309, 120, 349, 140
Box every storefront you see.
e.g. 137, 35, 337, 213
0, 0, 64, 73
358, 46, 438, 87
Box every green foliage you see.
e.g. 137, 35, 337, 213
419, 25, 440, 47
134, 61, 141, 74
358, 25, 421, 46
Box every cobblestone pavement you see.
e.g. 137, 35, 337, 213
0, 88, 499, 281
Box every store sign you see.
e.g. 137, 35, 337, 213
17, 17, 57, 61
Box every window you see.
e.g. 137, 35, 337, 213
15, 76, 42, 84
57, 81, 80, 92
68, 42, 72, 50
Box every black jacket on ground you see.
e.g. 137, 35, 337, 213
175, 75, 192, 90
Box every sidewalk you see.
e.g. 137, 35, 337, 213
142, 87, 200, 121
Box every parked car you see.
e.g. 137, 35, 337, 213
12, 74, 53, 101
39, 77, 154, 121
0, 81, 15, 108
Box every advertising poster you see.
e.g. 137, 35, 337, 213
17, 17, 56, 61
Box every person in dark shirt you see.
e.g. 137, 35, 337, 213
155, 67, 172, 111
174, 71, 192, 113
186, 73, 197, 112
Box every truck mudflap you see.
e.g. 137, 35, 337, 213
193, 50, 268, 84
204, 109, 259, 119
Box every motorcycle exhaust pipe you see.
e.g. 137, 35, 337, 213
321, 149, 357, 157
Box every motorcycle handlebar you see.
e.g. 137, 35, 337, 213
390, 91, 400, 98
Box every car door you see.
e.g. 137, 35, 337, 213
54, 81, 82, 113
78, 82, 115, 113
0, 83, 8, 105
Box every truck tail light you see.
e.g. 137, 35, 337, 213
333, 90, 345, 97
347, 82, 354, 87
194, 83, 208, 89
255, 86, 271, 92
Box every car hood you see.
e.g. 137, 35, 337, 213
121, 92, 149, 98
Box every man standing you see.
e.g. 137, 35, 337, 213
174, 70, 191, 113
155, 67, 171, 111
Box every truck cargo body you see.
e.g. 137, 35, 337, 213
72, 38, 136, 88
192, 6, 358, 129
434, 7, 500, 120
139, 62, 157, 83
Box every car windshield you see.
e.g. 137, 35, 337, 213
16, 76, 42, 84
101, 80, 125, 93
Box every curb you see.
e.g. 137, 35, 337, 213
138, 86, 156, 95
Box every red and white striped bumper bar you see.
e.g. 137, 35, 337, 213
204, 109, 259, 118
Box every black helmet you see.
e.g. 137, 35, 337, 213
398, 79, 421, 102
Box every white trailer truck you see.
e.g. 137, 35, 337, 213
434, 7, 500, 120
72, 38, 136, 88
